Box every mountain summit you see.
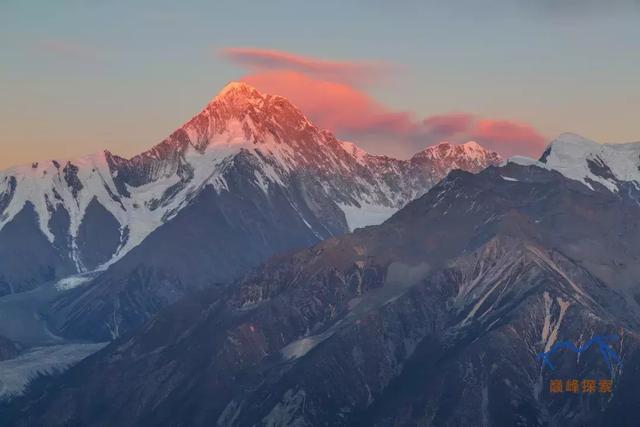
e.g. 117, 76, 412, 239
412, 141, 501, 171
213, 81, 261, 100
0, 82, 501, 339
538, 132, 640, 195
0, 83, 502, 290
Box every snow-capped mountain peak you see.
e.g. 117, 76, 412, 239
549, 132, 599, 146
176, 81, 319, 156
411, 141, 502, 172
413, 140, 496, 159
540, 133, 640, 192
213, 81, 261, 101
0, 83, 501, 290
0, 151, 113, 235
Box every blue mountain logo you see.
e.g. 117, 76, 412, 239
537, 335, 622, 375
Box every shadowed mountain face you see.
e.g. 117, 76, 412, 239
0, 203, 75, 295
45, 178, 333, 341
6, 162, 640, 426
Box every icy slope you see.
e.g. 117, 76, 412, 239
539, 132, 640, 191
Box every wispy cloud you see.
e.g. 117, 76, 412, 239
221, 47, 390, 86
423, 113, 475, 137
421, 113, 546, 158
222, 46, 547, 158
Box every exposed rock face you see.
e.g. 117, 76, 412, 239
7, 161, 640, 426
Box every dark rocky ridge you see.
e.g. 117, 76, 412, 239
6, 162, 640, 426
0, 176, 16, 219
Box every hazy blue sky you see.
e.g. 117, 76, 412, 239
1, 0, 639, 167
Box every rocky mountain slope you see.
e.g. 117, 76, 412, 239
0, 82, 498, 341
6, 159, 640, 426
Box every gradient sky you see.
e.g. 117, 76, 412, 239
1, 0, 639, 168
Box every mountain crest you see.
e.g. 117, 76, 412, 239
215, 81, 260, 97
169, 80, 317, 154
209, 81, 265, 109
412, 141, 502, 164
539, 132, 640, 193
0, 82, 502, 293
549, 132, 598, 147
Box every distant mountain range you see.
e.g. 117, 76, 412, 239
0, 82, 501, 341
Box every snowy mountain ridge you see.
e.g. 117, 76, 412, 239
0, 82, 502, 279
505, 132, 640, 193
